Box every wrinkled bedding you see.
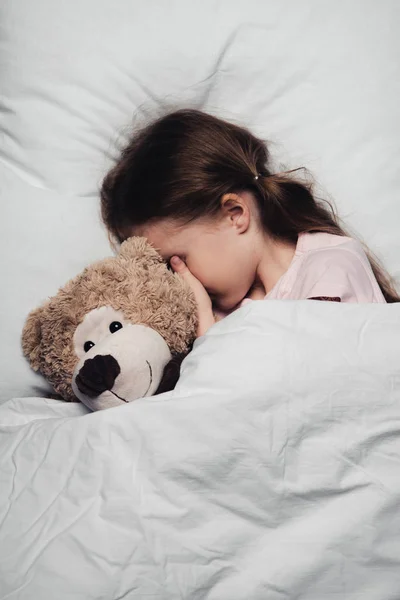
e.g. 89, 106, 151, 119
1, 301, 400, 599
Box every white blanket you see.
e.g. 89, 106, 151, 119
1, 301, 400, 599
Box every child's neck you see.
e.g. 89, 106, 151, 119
256, 235, 297, 295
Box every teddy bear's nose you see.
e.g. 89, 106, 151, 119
75, 354, 121, 398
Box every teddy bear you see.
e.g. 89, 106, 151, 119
21, 237, 197, 411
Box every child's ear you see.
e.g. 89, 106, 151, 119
220, 193, 250, 233
21, 304, 47, 370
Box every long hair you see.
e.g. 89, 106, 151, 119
101, 109, 399, 302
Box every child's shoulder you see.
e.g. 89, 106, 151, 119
296, 232, 366, 260
297, 232, 373, 280
293, 232, 385, 303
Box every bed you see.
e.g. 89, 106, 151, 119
1, 1, 400, 598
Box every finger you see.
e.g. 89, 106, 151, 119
247, 282, 266, 301
170, 256, 212, 316
170, 255, 202, 294
247, 287, 265, 301
170, 256, 191, 276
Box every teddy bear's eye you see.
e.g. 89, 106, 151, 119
110, 321, 123, 333
84, 341, 95, 353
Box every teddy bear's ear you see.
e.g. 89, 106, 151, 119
21, 304, 47, 371
118, 236, 164, 264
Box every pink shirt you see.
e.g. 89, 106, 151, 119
250, 232, 386, 304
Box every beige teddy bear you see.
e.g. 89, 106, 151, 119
22, 237, 197, 411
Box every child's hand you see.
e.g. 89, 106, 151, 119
246, 281, 266, 301
170, 256, 215, 337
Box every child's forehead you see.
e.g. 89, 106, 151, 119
133, 220, 187, 257
137, 219, 214, 253
137, 219, 178, 242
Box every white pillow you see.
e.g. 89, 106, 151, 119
1, 0, 399, 400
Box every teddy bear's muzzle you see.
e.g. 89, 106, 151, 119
71, 319, 174, 410
75, 354, 121, 398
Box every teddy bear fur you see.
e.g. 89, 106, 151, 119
22, 237, 197, 402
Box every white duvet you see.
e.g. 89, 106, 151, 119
1, 300, 400, 599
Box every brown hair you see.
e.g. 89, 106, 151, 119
101, 109, 399, 302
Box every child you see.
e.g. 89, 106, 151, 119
101, 109, 398, 337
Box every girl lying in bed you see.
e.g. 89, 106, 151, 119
101, 109, 399, 337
